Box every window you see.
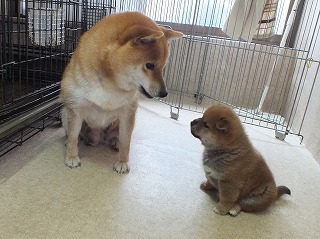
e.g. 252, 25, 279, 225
118, 0, 299, 45
145, 0, 291, 34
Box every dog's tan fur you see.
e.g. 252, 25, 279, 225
60, 12, 183, 173
190, 104, 290, 216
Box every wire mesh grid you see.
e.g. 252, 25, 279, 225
0, 0, 116, 155
28, 7, 65, 46
82, 0, 116, 30
117, 0, 319, 139
0, 105, 61, 157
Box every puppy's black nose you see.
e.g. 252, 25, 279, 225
191, 119, 198, 126
158, 90, 168, 98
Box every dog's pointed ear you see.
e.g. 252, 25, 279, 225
159, 27, 184, 40
119, 25, 164, 45
136, 30, 164, 44
216, 118, 230, 132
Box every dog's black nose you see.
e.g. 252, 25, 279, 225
158, 90, 168, 98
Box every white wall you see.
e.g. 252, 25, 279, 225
286, 0, 320, 162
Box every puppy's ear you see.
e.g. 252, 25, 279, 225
159, 27, 184, 40
216, 118, 230, 132
120, 25, 164, 45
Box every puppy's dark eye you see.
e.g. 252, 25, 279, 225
146, 63, 155, 70
203, 122, 209, 128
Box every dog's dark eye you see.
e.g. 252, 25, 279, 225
203, 122, 209, 128
146, 63, 155, 70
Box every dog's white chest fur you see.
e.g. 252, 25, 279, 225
74, 81, 137, 112
63, 74, 139, 129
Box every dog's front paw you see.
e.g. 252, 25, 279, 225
113, 161, 130, 174
65, 156, 81, 168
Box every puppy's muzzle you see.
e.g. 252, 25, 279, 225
191, 119, 200, 126
190, 118, 201, 139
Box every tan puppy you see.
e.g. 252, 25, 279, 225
190, 104, 290, 216
60, 12, 183, 173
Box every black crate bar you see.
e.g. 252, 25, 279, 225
0, 0, 115, 156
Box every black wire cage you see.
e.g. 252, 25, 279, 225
0, 0, 116, 156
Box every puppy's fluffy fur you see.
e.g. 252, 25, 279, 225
60, 12, 183, 173
190, 104, 290, 216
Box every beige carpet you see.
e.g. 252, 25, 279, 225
1, 99, 319, 239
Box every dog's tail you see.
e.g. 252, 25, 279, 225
277, 185, 291, 199
239, 184, 290, 212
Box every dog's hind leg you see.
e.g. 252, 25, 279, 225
82, 126, 102, 146
102, 120, 119, 151
200, 179, 216, 191
200, 177, 218, 191
239, 183, 278, 212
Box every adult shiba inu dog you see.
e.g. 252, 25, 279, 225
190, 104, 291, 216
60, 12, 183, 173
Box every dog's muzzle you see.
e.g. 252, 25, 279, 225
139, 86, 153, 99
139, 86, 168, 99
158, 90, 168, 98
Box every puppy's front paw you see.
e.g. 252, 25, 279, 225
228, 205, 241, 217
213, 204, 241, 216
65, 156, 81, 168
213, 205, 228, 216
113, 161, 130, 174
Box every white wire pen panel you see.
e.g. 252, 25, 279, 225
117, 0, 319, 139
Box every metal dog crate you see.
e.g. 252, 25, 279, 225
0, 0, 115, 156
117, 0, 319, 141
